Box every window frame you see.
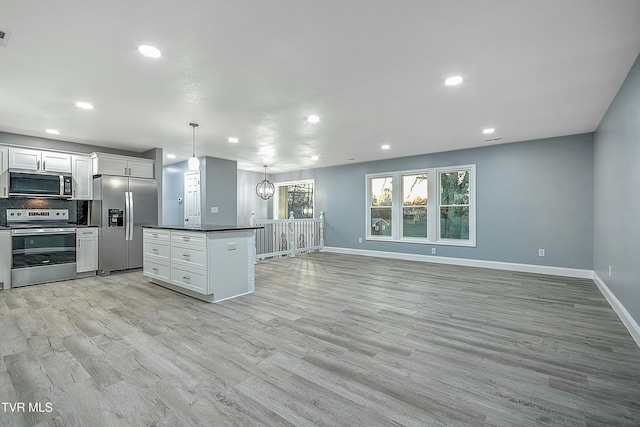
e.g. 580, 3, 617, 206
365, 164, 476, 247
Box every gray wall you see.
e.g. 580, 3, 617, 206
201, 157, 237, 225
594, 53, 640, 323
162, 156, 239, 226
237, 169, 269, 226
271, 133, 594, 270
162, 162, 190, 225
142, 148, 164, 224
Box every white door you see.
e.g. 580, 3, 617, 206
184, 172, 201, 226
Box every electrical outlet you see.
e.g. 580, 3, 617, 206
538, 249, 545, 257
431, 248, 436, 255
608, 265, 612, 277
210, 207, 218, 214
358, 237, 363, 243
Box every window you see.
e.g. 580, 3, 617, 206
370, 176, 393, 236
402, 174, 428, 238
439, 170, 470, 240
365, 165, 475, 246
273, 180, 315, 219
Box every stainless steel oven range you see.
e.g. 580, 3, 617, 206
7, 209, 76, 287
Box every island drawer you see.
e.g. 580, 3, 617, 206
144, 229, 170, 241
144, 241, 170, 260
171, 265, 207, 294
171, 231, 206, 247
143, 258, 170, 282
171, 243, 207, 270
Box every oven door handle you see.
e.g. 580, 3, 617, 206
11, 228, 77, 236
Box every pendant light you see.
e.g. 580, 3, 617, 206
256, 165, 275, 200
188, 122, 200, 171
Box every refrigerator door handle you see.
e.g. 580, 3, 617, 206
124, 191, 130, 241
129, 191, 134, 240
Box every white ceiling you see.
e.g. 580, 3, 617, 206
1, 1, 639, 172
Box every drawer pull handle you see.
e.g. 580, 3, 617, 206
182, 276, 190, 280
182, 237, 190, 241
152, 233, 158, 237
152, 268, 158, 272
152, 248, 158, 252
183, 254, 190, 258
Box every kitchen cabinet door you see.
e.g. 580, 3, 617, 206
127, 159, 154, 178
0, 147, 8, 198
9, 147, 40, 170
93, 155, 129, 176
77, 229, 98, 273
0, 230, 10, 289
42, 151, 72, 173
72, 155, 92, 199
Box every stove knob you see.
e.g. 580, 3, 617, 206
9, 213, 14, 216
17, 213, 21, 216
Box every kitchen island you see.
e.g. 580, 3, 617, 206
142, 225, 261, 303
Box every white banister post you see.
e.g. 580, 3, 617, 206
320, 211, 325, 251
289, 211, 295, 257
250, 211, 257, 264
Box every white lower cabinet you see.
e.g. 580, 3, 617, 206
143, 227, 254, 302
77, 228, 98, 273
0, 230, 10, 289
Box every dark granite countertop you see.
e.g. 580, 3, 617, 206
143, 224, 263, 232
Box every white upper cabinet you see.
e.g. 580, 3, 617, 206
0, 147, 8, 198
42, 151, 72, 173
91, 153, 154, 178
8, 147, 71, 173
71, 154, 93, 200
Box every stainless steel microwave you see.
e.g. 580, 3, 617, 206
9, 172, 73, 198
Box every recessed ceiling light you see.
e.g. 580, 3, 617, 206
166, 154, 176, 159
482, 128, 496, 134
45, 129, 60, 135
75, 101, 93, 110
307, 115, 320, 123
445, 76, 463, 86
138, 45, 161, 58
228, 137, 239, 143
381, 144, 391, 150
311, 155, 319, 161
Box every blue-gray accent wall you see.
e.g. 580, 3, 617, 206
162, 156, 239, 226
271, 133, 594, 270
594, 53, 640, 324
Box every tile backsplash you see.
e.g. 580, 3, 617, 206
0, 198, 89, 226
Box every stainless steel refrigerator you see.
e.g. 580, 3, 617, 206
91, 175, 158, 274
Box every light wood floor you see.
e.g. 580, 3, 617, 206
1, 253, 639, 426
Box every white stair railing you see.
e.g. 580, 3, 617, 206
251, 211, 324, 261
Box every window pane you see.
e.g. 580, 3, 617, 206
440, 171, 469, 205
371, 177, 393, 206
440, 207, 469, 239
403, 174, 427, 205
287, 183, 314, 218
403, 206, 427, 238
371, 207, 392, 236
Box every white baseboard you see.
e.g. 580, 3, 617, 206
591, 273, 640, 348
322, 246, 593, 278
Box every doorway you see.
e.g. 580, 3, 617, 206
184, 172, 201, 226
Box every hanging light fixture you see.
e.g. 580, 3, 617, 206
256, 165, 275, 200
188, 122, 200, 171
